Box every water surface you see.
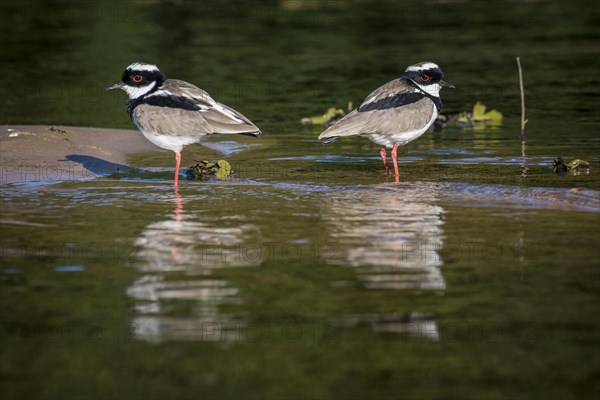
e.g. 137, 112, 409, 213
1, 1, 599, 399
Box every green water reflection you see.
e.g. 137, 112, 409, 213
1, 1, 599, 399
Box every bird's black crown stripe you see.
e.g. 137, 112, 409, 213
122, 69, 166, 88
402, 68, 444, 85
126, 94, 210, 116
357, 83, 442, 113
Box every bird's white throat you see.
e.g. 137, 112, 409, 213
123, 82, 157, 99
413, 82, 442, 98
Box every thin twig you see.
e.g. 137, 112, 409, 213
516, 57, 527, 142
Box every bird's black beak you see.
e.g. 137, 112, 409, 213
440, 80, 455, 89
106, 82, 123, 91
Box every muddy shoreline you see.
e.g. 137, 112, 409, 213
0, 125, 162, 185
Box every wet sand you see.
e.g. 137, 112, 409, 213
0, 125, 162, 185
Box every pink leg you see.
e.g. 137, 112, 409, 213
174, 190, 182, 223
380, 146, 390, 175
391, 143, 400, 178
174, 151, 181, 193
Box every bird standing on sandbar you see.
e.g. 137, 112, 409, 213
318, 62, 453, 177
107, 62, 260, 192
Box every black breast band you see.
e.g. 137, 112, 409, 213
126, 95, 210, 116
357, 81, 442, 113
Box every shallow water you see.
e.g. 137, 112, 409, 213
1, 1, 600, 399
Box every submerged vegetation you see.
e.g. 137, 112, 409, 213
186, 160, 233, 180
553, 156, 591, 174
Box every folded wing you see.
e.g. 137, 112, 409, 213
318, 78, 433, 141
138, 79, 261, 137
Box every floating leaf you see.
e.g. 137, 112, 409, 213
215, 160, 232, 179
455, 112, 471, 126
485, 109, 503, 123
435, 102, 503, 131
301, 107, 346, 126
566, 159, 590, 170
472, 101, 487, 121
217, 160, 231, 171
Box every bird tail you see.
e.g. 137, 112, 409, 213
236, 130, 261, 137
320, 136, 339, 145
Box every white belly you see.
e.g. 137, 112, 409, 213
139, 129, 200, 152
367, 105, 438, 149
133, 117, 202, 153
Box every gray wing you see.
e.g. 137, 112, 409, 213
359, 78, 415, 107
162, 79, 215, 104
318, 78, 431, 140
318, 98, 436, 140
133, 104, 214, 140
154, 79, 261, 135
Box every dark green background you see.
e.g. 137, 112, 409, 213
1, 1, 599, 399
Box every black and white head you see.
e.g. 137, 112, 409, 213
401, 62, 454, 97
106, 62, 166, 99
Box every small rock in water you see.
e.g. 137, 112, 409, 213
553, 156, 590, 174
186, 160, 233, 180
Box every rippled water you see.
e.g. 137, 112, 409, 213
2, 1, 600, 399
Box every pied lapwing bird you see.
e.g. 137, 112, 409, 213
107, 62, 260, 192
318, 62, 453, 177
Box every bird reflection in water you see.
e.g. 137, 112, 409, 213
322, 183, 446, 340
127, 191, 260, 342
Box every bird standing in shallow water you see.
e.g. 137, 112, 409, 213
107, 62, 260, 192
318, 62, 453, 178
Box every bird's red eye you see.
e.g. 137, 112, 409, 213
421, 74, 430, 82
132, 74, 143, 83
